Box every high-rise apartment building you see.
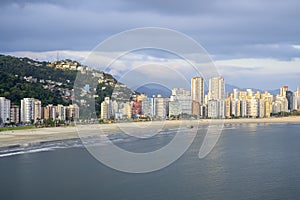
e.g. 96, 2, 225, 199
208, 77, 225, 100
170, 88, 192, 116
10, 104, 19, 124
231, 99, 241, 117
250, 97, 259, 117
208, 99, 225, 119
191, 77, 203, 116
225, 98, 231, 118
169, 96, 181, 117
142, 98, 154, 117
20, 98, 41, 123
0, 97, 11, 124
100, 97, 112, 120
191, 77, 204, 105
56, 104, 66, 121
259, 99, 265, 118
280, 86, 289, 97
154, 95, 169, 119
233, 89, 239, 100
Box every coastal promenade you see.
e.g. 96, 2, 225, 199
1, 116, 300, 148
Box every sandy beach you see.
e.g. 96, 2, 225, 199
1, 116, 300, 148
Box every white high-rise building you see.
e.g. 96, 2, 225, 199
21, 98, 41, 123
240, 99, 248, 117
191, 77, 204, 105
208, 99, 225, 119
142, 98, 154, 117
154, 95, 169, 119
250, 97, 259, 117
169, 96, 181, 117
296, 90, 300, 110
170, 88, 192, 116
231, 99, 241, 117
293, 92, 298, 110
219, 99, 226, 119
259, 99, 265, 118
246, 89, 253, 97
233, 89, 239, 100
172, 88, 191, 96
34, 100, 42, 122
272, 95, 289, 114
208, 100, 219, 119
0, 97, 11, 124
208, 77, 225, 100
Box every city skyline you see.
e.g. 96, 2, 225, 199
100, 76, 300, 121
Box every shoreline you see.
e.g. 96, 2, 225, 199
1, 116, 300, 149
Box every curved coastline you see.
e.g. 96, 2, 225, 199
0, 116, 300, 149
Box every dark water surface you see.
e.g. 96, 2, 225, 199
1, 123, 300, 200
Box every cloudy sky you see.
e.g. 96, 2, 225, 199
1, 0, 300, 90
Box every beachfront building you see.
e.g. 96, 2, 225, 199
191, 77, 204, 107
208, 76, 225, 100
231, 99, 241, 117
42, 104, 56, 120
0, 97, 11, 124
142, 97, 154, 118
224, 88, 274, 118
123, 102, 132, 119
225, 98, 231, 118
250, 97, 259, 118
132, 101, 142, 117
205, 77, 225, 119
20, 98, 41, 123
208, 99, 225, 119
259, 99, 266, 118
297, 87, 300, 110
169, 88, 192, 117
100, 97, 112, 121
293, 92, 298, 110
280, 86, 289, 97
66, 104, 80, 121
154, 95, 169, 119
55, 104, 66, 121
272, 95, 289, 114
141, 95, 169, 119
10, 104, 20, 124
169, 97, 181, 117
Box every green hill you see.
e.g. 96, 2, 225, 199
0, 55, 119, 115
0, 55, 74, 106
0, 54, 136, 117
0, 72, 65, 106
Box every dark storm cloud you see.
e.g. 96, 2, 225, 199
1, 0, 300, 60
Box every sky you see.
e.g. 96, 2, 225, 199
1, 0, 300, 90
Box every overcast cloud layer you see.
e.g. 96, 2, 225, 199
1, 0, 300, 90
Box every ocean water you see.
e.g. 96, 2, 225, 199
1, 123, 300, 200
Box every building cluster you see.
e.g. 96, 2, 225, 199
0, 97, 79, 125
221, 86, 299, 118
100, 76, 300, 121
47, 59, 81, 71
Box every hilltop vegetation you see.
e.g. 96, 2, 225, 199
0, 54, 74, 106
0, 71, 66, 106
0, 55, 123, 115
0, 55, 76, 84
